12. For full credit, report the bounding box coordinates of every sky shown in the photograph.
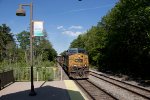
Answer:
[0,0,118,54]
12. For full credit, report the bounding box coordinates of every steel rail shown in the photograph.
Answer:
[75,80,118,100]
[90,71,150,100]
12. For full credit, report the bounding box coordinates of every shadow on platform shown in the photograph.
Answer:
[1,85,85,100]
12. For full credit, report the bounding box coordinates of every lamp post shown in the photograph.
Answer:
[16,2,36,96]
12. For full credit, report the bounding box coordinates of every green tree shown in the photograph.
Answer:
[16,31,30,63]
[16,31,30,50]
[70,34,85,48]
[95,0,150,78]
[0,24,15,62]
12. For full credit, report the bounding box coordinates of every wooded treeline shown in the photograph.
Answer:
[70,0,150,79]
[0,24,57,70]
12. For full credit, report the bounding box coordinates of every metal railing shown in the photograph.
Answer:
[0,70,14,90]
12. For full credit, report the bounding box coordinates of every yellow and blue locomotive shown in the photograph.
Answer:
[58,48,89,79]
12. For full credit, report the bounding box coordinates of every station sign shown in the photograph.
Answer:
[33,21,44,36]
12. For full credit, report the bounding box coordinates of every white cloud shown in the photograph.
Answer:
[57,25,66,31]
[69,25,83,29]
[57,26,64,29]
[57,25,84,36]
[62,31,83,36]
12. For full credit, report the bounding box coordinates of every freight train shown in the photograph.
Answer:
[57,48,89,79]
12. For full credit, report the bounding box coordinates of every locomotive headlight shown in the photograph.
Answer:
[85,64,87,66]
[74,65,77,66]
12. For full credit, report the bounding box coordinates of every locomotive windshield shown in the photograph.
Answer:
[78,49,85,53]
[68,48,86,54]
[69,50,77,53]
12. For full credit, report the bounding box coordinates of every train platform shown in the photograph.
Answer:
[0,80,88,100]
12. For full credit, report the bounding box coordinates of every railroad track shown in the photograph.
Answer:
[75,79,118,100]
[89,70,150,100]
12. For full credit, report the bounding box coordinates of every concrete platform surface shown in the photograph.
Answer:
[0,81,87,100]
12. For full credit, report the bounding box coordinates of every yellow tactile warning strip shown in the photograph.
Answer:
[64,80,88,100]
